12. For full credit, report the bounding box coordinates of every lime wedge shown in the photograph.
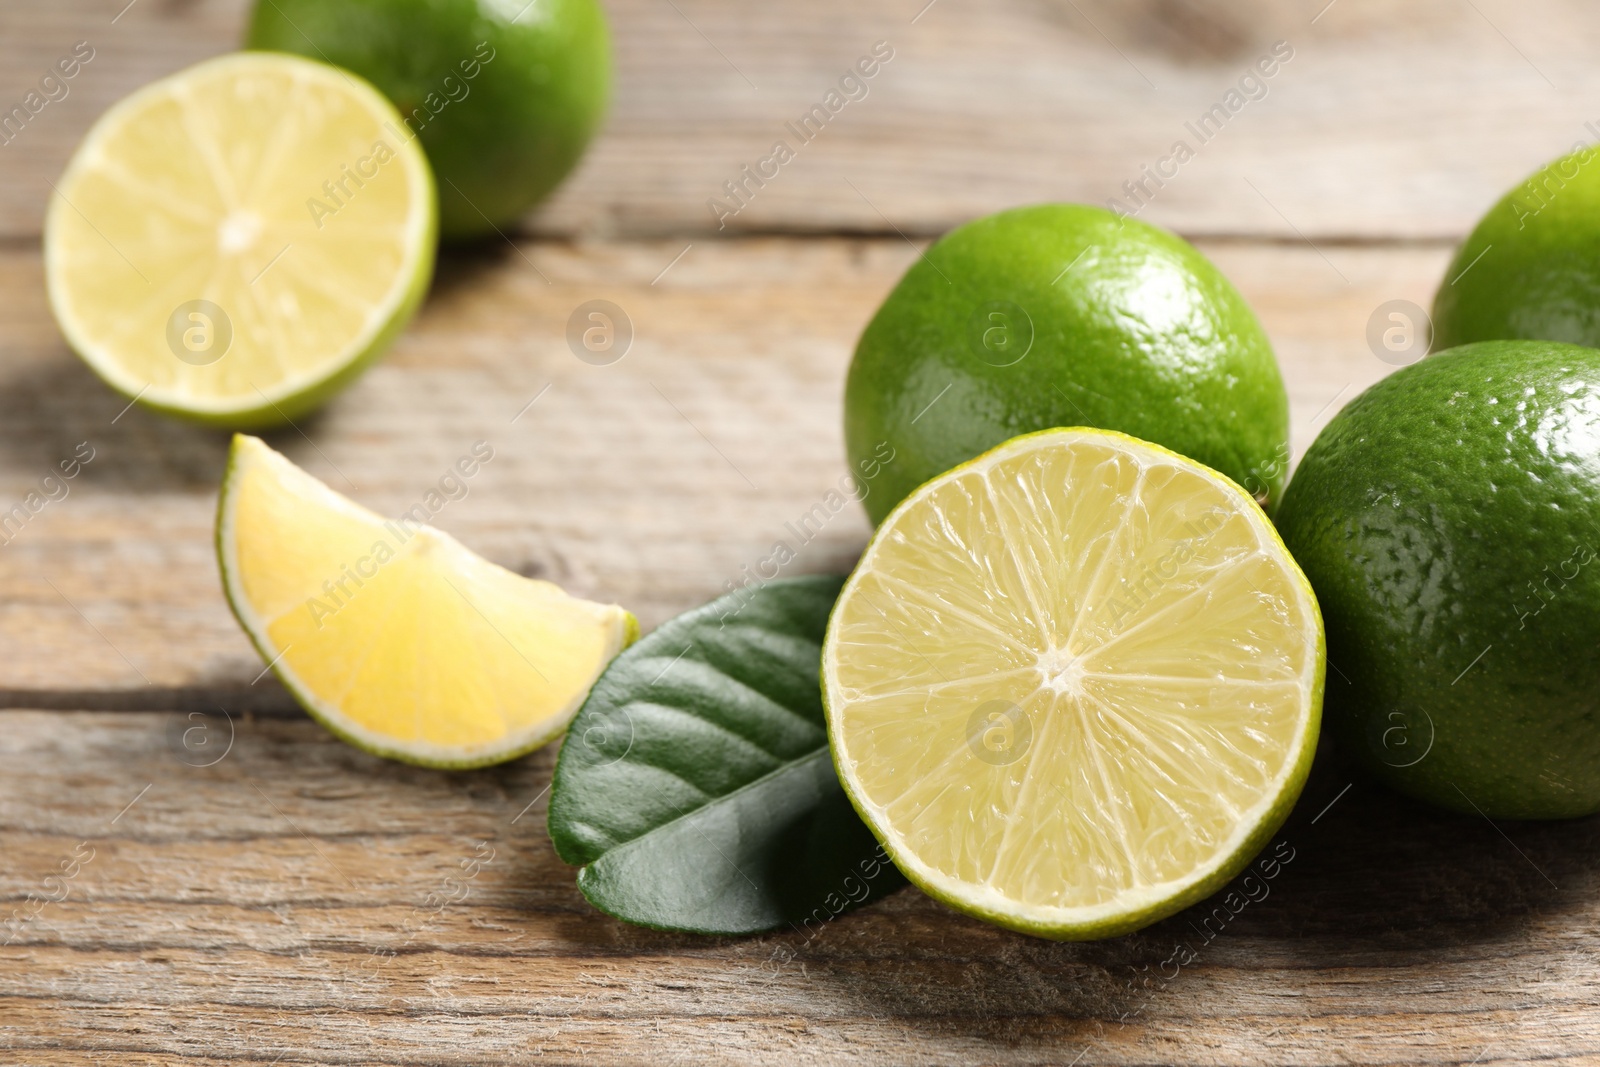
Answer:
[46,53,435,428]
[217,435,636,768]
[822,428,1323,939]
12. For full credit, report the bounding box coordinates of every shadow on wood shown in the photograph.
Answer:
[0,357,227,493]
[766,746,1588,1047]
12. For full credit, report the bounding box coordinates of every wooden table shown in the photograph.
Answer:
[3,1,1598,1063]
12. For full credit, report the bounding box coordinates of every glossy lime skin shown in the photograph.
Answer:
[1434,146,1600,348]
[1276,341,1600,819]
[246,0,610,239]
[844,204,1289,525]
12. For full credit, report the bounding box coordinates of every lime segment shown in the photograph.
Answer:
[217,435,635,768]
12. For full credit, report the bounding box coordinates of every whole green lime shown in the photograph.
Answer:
[1276,340,1600,819]
[1433,145,1600,348]
[844,204,1289,525]
[246,0,610,239]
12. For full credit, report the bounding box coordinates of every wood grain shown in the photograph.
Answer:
[2,0,1600,241]
[3,1,1595,1063]
[0,237,1441,695]
[2,710,1597,1065]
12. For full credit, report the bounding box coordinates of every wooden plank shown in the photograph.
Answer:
[6,2,1597,1064]
[2,709,1596,1065]
[2,0,1599,240]
[0,237,1439,694]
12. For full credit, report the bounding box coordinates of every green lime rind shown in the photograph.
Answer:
[214,434,636,770]
[844,203,1290,525]
[1277,340,1600,819]
[1433,145,1600,350]
[823,426,1325,941]
[245,0,611,239]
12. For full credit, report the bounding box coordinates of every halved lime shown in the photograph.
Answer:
[822,428,1323,940]
[217,435,636,768]
[46,53,435,428]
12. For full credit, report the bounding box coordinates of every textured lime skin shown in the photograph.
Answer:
[1276,341,1600,819]
[246,0,610,239]
[844,204,1289,525]
[1434,147,1600,349]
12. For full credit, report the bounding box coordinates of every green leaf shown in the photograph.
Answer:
[547,575,905,935]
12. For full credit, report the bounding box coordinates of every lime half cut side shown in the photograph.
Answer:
[822,428,1324,940]
[217,435,636,768]
[45,52,435,428]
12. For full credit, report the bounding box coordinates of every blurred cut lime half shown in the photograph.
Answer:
[45,52,435,428]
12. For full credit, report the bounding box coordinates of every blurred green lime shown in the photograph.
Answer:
[844,204,1289,525]
[1433,144,1600,348]
[247,0,610,239]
